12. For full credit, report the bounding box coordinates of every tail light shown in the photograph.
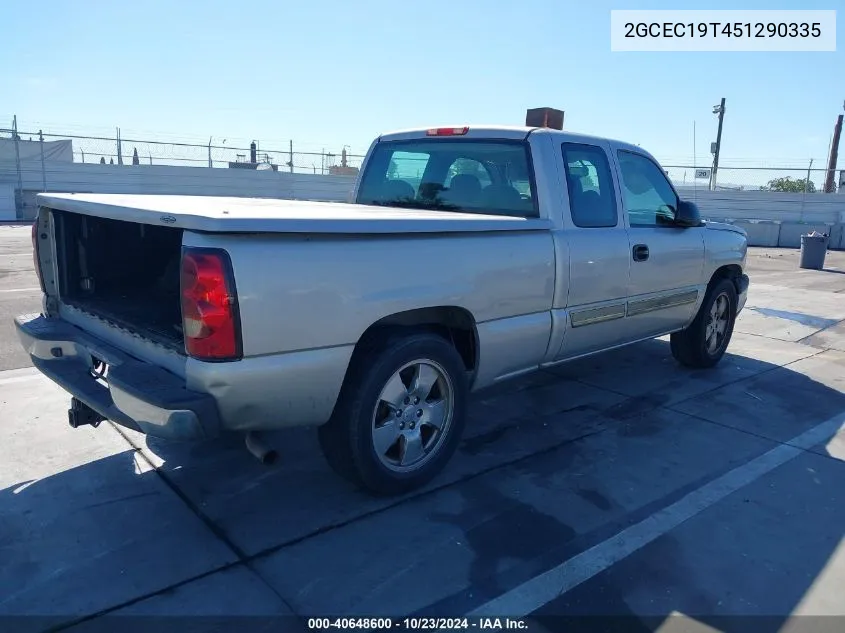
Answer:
[180,248,242,361]
[426,127,469,136]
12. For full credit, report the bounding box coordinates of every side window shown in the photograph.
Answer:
[617,151,679,227]
[562,143,618,228]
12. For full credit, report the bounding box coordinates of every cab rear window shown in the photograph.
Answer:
[356,139,539,218]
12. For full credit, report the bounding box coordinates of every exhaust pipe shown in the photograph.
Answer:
[245,431,278,465]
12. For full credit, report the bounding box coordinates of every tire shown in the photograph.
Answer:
[318,331,468,495]
[670,278,738,369]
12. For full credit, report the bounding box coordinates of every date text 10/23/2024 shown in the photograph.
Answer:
[307,618,528,630]
[610,9,836,52]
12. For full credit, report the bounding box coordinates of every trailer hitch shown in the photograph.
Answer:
[68,397,105,429]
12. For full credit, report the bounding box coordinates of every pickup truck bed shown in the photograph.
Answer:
[37,193,552,233]
[39,194,553,361]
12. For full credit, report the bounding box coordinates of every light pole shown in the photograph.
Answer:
[710,98,726,191]
[822,103,844,193]
[208,138,227,168]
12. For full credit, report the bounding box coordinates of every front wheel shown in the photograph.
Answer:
[670,278,738,369]
[318,332,468,495]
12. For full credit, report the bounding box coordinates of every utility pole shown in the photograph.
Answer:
[12,115,23,194]
[709,98,726,191]
[289,140,294,174]
[12,116,23,218]
[38,130,47,191]
[805,159,813,194]
[800,158,813,221]
[823,113,843,193]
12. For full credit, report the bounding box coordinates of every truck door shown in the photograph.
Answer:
[552,141,632,361]
[613,148,705,339]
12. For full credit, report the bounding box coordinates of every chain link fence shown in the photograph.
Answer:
[1,117,842,220]
[4,125,839,189]
[0,119,369,219]
[665,166,839,193]
[23,131,369,175]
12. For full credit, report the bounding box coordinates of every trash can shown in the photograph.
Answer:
[799,232,829,270]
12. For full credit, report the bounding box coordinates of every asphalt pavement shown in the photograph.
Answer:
[0,225,42,370]
[2,223,845,633]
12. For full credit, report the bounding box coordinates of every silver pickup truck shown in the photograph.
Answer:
[16,124,749,494]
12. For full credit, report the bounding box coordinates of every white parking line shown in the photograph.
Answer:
[0,287,40,294]
[469,411,845,618]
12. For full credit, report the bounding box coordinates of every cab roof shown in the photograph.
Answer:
[377,125,647,157]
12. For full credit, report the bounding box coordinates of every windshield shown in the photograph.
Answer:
[355,139,539,218]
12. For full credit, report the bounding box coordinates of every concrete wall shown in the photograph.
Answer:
[724,220,845,250]
[0,183,15,221]
[677,188,843,224]
[667,188,845,250]
[3,161,844,249]
[0,160,356,219]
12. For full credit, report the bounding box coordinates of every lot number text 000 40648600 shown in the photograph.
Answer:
[306,617,528,630]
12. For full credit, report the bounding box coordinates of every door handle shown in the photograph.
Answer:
[633,244,650,262]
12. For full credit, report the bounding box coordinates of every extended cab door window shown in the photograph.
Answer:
[617,151,679,227]
[561,144,618,228]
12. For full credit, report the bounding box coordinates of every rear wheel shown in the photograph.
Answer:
[670,278,737,369]
[318,332,468,495]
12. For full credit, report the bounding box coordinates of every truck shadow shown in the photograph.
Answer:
[2,338,844,631]
[747,307,838,330]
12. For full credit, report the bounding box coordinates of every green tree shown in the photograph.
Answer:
[762,176,816,193]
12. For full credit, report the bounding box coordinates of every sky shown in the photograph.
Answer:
[2,0,843,181]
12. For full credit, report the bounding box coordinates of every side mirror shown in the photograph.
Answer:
[674,200,703,228]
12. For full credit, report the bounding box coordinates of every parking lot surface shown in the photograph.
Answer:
[2,223,845,632]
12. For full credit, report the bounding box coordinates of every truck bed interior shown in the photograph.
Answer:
[52,210,185,351]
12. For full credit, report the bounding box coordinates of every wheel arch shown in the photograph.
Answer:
[710,264,743,293]
[354,306,479,377]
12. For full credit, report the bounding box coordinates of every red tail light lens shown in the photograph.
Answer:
[180,248,241,361]
[426,127,469,136]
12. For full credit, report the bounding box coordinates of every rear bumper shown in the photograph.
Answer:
[15,313,221,440]
[736,273,750,314]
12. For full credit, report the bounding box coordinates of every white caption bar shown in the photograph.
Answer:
[611,10,836,52]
